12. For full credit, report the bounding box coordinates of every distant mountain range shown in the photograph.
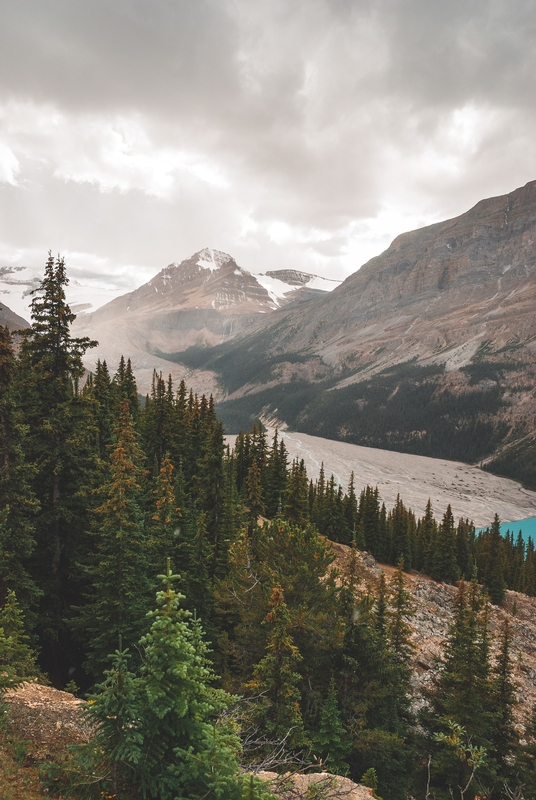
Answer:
[4,182,536,488]
[72,248,340,391]
[0,264,126,323]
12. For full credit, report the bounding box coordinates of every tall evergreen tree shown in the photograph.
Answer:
[246,458,265,528]
[389,495,412,570]
[79,563,243,800]
[342,472,359,546]
[148,456,181,578]
[431,505,459,584]
[16,253,98,683]
[313,676,350,775]
[72,400,150,678]
[0,325,39,619]
[489,618,517,776]
[0,589,42,688]
[246,585,307,754]
[426,578,495,791]
[215,451,244,580]
[114,356,140,420]
[88,359,115,460]
[283,459,309,527]
[263,431,289,518]
[388,559,414,663]
[416,499,436,574]
[480,514,506,605]
[359,485,381,554]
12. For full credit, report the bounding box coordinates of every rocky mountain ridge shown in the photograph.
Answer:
[189,181,536,487]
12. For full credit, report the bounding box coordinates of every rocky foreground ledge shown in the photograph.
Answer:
[2,682,373,799]
[255,771,373,799]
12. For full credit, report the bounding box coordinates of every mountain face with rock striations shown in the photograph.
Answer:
[0,301,28,332]
[182,181,536,488]
[72,248,339,392]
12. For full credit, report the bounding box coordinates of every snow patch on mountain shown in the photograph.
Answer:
[196,248,232,272]
[255,269,341,306]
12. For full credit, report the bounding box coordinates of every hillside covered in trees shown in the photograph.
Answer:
[2,255,536,798]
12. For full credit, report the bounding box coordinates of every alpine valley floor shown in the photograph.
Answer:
[227,429,536,528]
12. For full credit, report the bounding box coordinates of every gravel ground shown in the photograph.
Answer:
[227,429,536,527]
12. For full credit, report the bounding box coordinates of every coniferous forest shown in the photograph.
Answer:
[3,256,536,798]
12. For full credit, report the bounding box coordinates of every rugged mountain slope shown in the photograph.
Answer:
[73,248,339,392]
[0,301,28,331]
[184,181,536,486]
[334,544,536,727]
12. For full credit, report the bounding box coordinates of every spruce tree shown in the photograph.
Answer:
[283,459,309,527]
[388,559,414,663]
[313,677,350,775]
[79,563,243,800]
[88,359,115,460]
[431,505,459,584]
[72,646,142,797]
[342,472,359,545]
[337,573,412,799]
[148,456,181,578]
[196,396,225,543]
[183,511,214,626]
[0,589,41,688]
[245,585,307,754]
[0,325,40,620]
[246,459,265,528]
[426,578,495,790]
[417,498,436,574]
[215,451,244,580]
[114,356,140,420]
[481,514,506,605]
[15,253,98,682]
[359,485,381,554]
[263,430,289,518]
[389,495,412,570]
[72,399,150,678]
[489,618,517,776]
[138,562,242,800]
[456,518,473,580]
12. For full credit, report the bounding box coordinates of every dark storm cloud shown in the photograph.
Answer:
[0,1,240,115]
[0,0,534,285]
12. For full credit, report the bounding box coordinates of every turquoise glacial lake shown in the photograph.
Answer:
[477,516,536,543]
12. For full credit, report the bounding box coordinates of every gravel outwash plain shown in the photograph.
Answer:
[227,429,536,528]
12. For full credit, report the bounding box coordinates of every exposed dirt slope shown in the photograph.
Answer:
[331,542,536,727]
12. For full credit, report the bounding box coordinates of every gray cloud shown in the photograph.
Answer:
[0,0,534,289]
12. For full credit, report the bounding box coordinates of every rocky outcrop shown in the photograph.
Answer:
[255,771,373,799]
[331,544,536,728]
[3,682,92,761]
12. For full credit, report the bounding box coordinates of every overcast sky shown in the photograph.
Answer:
[0,0,535,290]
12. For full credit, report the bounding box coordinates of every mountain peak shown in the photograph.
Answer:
[195,248,235,272]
